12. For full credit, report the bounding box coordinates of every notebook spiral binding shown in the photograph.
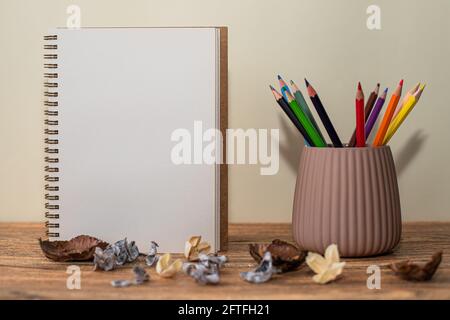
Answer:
[44,34,60,238]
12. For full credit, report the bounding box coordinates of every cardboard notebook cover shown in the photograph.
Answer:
[43,27,228,252]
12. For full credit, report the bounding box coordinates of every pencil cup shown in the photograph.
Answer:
[292,146,401,257]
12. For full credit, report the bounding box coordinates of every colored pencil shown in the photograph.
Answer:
[383,84,426,145]
[284,91,327,147]
[355,82,365,147]
[305,79,343,147]
[269,85,315,146]
[290,80,326,142]
[392,82,420,119]
[365,88,388,138]
[278,75,292,102]
[372,79,404,146]
[348,83,379,147]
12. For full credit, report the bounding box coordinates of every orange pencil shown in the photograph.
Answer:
[372,80,403,146]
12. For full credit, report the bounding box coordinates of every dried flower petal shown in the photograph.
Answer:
[389,251,443,281]
[93,238,140,271]
[183,263,220,285]
[39,235,109,262]
[111,265,149,288]
[156,253,182,278]
[249,239,306,272]
[184,236,201,258]
[126,240,140,262]
[198,253,227,269]
[145,241,159,267]
[111,279,132,288]
[132,265,150,284]
[240,252,274,284]
[94,247,116,271]
[184,236,211,261]
[306,244,345,284]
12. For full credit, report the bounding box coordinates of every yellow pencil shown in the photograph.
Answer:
[383,84,426,145]
[392,82,420,119]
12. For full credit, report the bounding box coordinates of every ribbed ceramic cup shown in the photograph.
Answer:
[292,146,401,257]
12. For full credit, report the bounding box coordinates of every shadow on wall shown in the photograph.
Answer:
[279,123,427,178]
[394,129,428,177]
[278,114,304,174]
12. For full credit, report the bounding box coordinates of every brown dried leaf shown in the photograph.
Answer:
[39,235,109,262]
[389,251,443,281]
[249,239,306,272]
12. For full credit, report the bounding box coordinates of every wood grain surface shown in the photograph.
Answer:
[0,222,449,299]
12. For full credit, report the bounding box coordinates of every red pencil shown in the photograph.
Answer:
[355,82,365,147]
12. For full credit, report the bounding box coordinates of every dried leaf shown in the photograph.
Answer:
[39,235,109,262]
[389,251,443,281]
[184,236,211,261]
[249,239,306,272]
[156,253,182,278]
[241,252,274,284]
[306,244,345,284]
[145,241,159,267]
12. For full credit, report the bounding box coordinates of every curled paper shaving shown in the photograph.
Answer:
[240,252,275,284]
[111,265,150,288]
[389,251,442,281]
[183,253,227,285]
[39,235,109,262]
[145,241,159,267]
[306,244,345,284]
[184,236,211,261]
[249,239,306,272]
[94,238,140,271]
[156,253,183,278]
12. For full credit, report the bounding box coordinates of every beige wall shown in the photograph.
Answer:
[1,0,449,222]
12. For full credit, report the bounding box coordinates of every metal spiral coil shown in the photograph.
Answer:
[44,35,60,238]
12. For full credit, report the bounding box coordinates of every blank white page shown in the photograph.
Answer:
[50,28,218,253]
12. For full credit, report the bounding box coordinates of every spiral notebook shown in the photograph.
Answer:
[43,27,228,253]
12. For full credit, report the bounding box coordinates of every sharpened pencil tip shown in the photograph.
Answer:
[269,85,275,90]
[384,88,388,93]
[290,80,294,85]
[304,78,310,86]
[358,82,362,90]
[277,75,282,80]
[399,79,404,86]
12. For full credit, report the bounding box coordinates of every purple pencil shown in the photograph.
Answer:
[365,88,388,138]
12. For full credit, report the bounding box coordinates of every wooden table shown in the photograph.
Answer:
[0,222,449,299]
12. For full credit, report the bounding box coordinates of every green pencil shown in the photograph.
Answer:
[285,91,327,147]
[290,80,326,142]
